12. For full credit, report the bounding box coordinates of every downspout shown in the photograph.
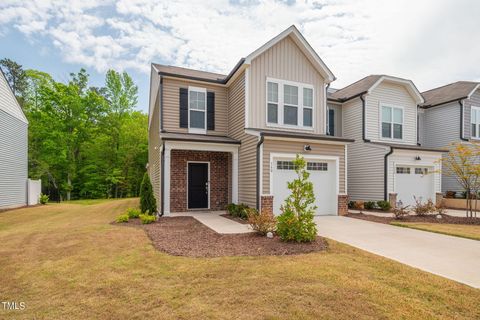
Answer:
[384,147,394,201]
[459,99,468,141]
[160,141,165,216]
[159,75,164,132]
[416,105,421,146]
[360,94,370,142]
[256,134,265,210]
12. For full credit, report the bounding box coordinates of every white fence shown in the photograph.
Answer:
[27,179,41,206]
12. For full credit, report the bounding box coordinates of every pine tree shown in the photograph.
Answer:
[140,172,157,215]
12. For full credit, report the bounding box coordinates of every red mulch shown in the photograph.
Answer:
[118,216,328,257]
[347,212,480,225]
[220,213,249,224]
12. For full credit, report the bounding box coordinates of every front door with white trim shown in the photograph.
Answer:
[271,157,337,216]
[188,162,209,209]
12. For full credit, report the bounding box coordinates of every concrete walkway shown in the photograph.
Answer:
[170,211,252,234]
[350,208,475,218]
[315,216,480,288]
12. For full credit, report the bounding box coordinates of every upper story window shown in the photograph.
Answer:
[188,87,207,134]
[471,106,480,139]
[266,78,314,129]
[381,105,403,140]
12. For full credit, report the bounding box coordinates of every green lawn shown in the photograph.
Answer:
[0,199,479,319]
[391,221,480,241]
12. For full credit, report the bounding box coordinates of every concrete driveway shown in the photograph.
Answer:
[315,216,480,288]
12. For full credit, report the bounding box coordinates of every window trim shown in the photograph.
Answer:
[188,86,207,134]
[471,106,480,140]
[265,77,314,130]
[380,104,404,141]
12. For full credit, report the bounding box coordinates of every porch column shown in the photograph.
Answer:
[164,145,172,215]
[232,149,239,204]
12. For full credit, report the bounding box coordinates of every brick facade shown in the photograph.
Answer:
[170,150,230,212]
[337,194,349,216]
[260,195,274,215]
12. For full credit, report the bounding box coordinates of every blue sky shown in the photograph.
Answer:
[1,0,479,113]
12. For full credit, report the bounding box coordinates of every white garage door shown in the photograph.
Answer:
[271,157,337,216]
[395,166,434,207]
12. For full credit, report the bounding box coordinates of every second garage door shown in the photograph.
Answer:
[271,157,337,216]
[395,166,434,207]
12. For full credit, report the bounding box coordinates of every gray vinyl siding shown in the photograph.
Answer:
[228,71,257,208]
[148,93,161,211]
[327,103,342,136]
[0,110,28,208]
[341,98,386,201]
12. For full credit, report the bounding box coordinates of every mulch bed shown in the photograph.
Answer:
[347,212,480,225]
[118,216,328,257]
[220,213,249,225]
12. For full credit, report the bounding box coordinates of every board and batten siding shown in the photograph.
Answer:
[341,97,386,201]
[248,35,326,134]
[162,78,228,136]
[148,93,161,210]
[0,110,28,208]
[262,139,346,195]
[227,71,257,208]
[366,81,417,145]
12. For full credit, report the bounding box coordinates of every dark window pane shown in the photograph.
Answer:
[190,110,205,129]
[382,122,391,138]
[393,123,402,139]
[284,105,298,125]
[473,123,477,138]
[268,103,278,123]
[303,108,312,127]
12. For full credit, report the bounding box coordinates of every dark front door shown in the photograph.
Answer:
[188,163,209,209]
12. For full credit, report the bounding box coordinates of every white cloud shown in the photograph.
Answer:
[1,0,479,91]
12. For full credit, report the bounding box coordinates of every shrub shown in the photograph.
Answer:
[247,208,277,235]
[393,205,410,220]
[140,172,157,214]
[376,200,391,211]
[364,201,376,210]
[276,155,317,242]
[126,208,141,219]
[226,203,249,220]
[435,204,447,215]
[353,201,364,210]
[139,214,156,224]
[412,197,436,216]
[116,214,129,223]
[348,201,355,209]
[39,193,49,205]
[445,191,456,199]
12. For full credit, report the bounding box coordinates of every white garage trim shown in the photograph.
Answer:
[269,152,340,195]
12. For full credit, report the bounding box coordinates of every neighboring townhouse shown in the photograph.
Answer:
[419,81,480,193]
[148,25,353,216]
[0,68,29,209]
[327,75,445,207]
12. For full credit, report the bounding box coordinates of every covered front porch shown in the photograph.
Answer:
[162,136,240,215]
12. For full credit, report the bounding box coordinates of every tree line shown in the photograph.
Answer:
[1,58,148,201]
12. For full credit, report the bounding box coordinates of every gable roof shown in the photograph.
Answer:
[0,68,28,124]
[329,74,424,104]
[421,81,480,108]
[244,25,335,82]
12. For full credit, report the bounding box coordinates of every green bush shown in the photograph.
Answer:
[226,203,249,220]
[247,208,277,235]
[126,208,141,219]
[276,155,317,242]
[140,172,157,214]
[364,201,376,210]
[116,214,129,223]
[139,214,156,224]
[39,193,49,205]
[348,201,355,209]
[376,200,391,211]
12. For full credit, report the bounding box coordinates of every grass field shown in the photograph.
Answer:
[1,199,479,319]
[391,221,480,241]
